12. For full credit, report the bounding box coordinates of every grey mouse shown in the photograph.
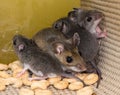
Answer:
[32,27,87,73]
[12,34,86,85]
[52,17,101,88]
[68,8,107,39]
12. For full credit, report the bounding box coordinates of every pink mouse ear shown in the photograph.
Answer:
[18,44,24,51]
[56,43,64,54]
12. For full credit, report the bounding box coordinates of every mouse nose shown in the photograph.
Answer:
[77,64,87,71]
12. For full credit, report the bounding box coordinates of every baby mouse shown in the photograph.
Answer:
[68,8,107,39]
[32,27,87,73]
[52,17,101,88]
[12,34,86,86]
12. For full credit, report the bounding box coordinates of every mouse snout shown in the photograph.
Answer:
[77,64,87,72]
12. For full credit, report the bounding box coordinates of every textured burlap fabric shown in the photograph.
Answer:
[81,0,120,95]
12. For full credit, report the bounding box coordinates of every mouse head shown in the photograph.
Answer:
[52,17,77,38]
[52,33,87,72]
[53,17,70,34]
[68,8,104,35]
[12,34,34,53]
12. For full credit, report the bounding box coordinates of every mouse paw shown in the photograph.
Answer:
[28,78,34,81]
[17,71,25,78]
[28,76,47,81]
[97,32,107,38]
[16,69,27,78]
[96,26,107,38]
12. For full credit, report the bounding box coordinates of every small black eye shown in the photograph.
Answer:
[54,21,63,29]
[86,17,92,22]
[66,56,73,63]
[13,39,16,45]
[54,23,59,29]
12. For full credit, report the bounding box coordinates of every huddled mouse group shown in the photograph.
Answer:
[13,8,107,88]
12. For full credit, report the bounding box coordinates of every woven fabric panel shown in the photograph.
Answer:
[81,0,120,95]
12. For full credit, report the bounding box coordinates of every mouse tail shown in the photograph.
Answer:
[61,73,87,87]
[89,61,102,88]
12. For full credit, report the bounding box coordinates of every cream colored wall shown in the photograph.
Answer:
[0,0,80,64]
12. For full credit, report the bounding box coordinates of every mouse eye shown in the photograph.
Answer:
[86,17,92,22]
[54,23,59,29]
[66,56,73,63]
[54,21,63,29]
[13,39,16,45]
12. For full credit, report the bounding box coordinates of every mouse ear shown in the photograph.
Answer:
[68,10,78,23]
[72,33,80,47]
[65,33,80,47]
[18,44,24,51]
[62,22,68,34]
[53,43,64,54]
[68,11,77,23]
